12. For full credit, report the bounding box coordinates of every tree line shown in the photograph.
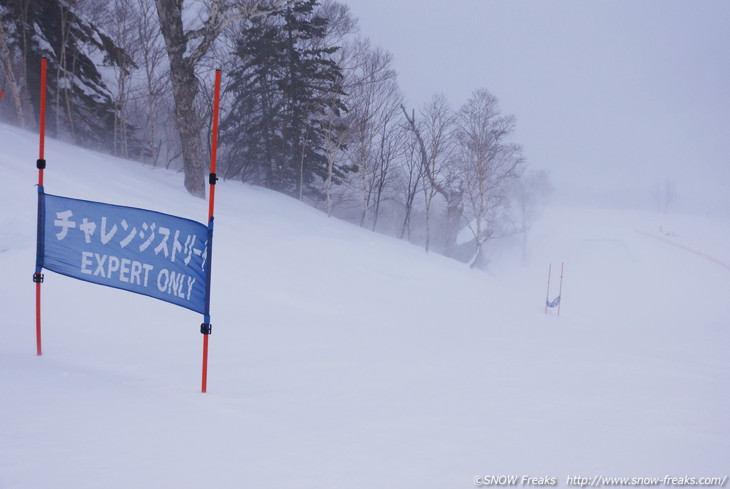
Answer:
[0,0,549,268]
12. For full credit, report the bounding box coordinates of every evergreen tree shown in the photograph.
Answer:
[222,18,286,189]
[0,0,135,152]
[221,0,349,200]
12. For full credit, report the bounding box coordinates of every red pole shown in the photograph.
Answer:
[0,89,5,102]
[39,59,46,186]
[35,282,42,356]
[201,69,221,393]
[544,263,552,314]
[201,334,210,392]
[36,58,47,356]
[207,69,221,221]
[557,262,564,317]
[35,282,43,356]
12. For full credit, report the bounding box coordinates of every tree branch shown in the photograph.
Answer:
[187,0,306,66]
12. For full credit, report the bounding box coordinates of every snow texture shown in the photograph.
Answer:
[0,122,728,487]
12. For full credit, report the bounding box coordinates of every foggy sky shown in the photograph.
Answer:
[343,0,730,214]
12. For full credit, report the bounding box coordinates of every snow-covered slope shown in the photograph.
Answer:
[1,123,728,488]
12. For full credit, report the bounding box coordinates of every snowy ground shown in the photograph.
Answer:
[1,123,728,488]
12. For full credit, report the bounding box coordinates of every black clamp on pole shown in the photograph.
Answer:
[36,159,46,170]
[200,323,212,335]
[33,272,44,283]
[209,172,218,185]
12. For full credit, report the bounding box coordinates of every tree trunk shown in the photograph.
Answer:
[156,0,304,197]
[156,0,206,197]
[468,237,484,269]
[443,195,464,256]
[398,152,420,240]
[65,49,78,142]
[171,60,206,197]
[424,196,432,253]
[399,197,413,240]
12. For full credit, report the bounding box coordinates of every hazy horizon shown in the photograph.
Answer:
[343,0,730,215]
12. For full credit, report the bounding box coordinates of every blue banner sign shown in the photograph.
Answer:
[37,192,210,314]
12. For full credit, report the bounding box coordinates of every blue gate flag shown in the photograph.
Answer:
[37,191,210,314]
[546,295,561,308]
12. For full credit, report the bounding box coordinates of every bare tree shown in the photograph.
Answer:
[418,94,455,252]
[316,0,358,216]
[401,94,461,254]
[343,38,401,228]
[396,131,423,240]
[134,0,168,165]
[96,0,138,158]
[55,2,75,141]
[456,89,523,268]
[322,99,351,216]
[155,0,303,197]
[316,0,356,43]
[11,0,36,127]
[369,116,405,231]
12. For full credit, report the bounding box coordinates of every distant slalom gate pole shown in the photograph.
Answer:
[544,263,552,315]
[201,69,221,393]
[558,262,563,316]
[34,58,47,356]
[545,262,564,316]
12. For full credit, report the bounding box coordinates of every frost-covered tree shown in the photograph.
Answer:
[0,16,26,126]
[456,88,523,268]
[133,0,169,166]
[0,0,35,128]
[0,0,133,150]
